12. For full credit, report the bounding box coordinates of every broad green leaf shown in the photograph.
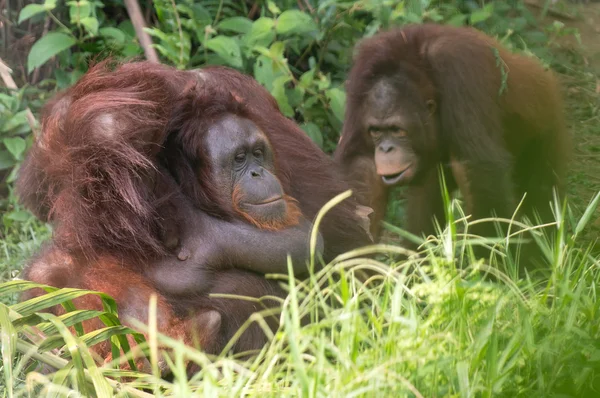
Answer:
[301,122,323,149]
[286,86,304,108]
[68,0,91,23]
[0,93,15,108]
[205,36,243,68]
[304,95,319,108]
[317,74,331,90]
[267,1,281,16]
[269,41,286,63]
[99,27,126,44]
[326,87,346,122]
[3,136,26,160]
[1,110,28,133]
[218,17,252,34]
[80,16,99,35]
[189,3,211,26]
[470,4,493,25]
[0,150,14,170]
[27,32,76,73]
[276,10,317,35]
[447,14,468,27]
[271,75,293,117]
[118,20,136,37]
[5,210,31,222]
[299,69,315,88]
[18,4,46,24]
[254,55,276,91]
[245,17,275,48]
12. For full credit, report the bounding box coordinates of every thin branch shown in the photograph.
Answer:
[248,2,259,19]
[0,57,39,137]
[123,0,159,63]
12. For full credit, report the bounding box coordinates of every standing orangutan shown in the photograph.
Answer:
[335,24,570,261]
[17,61,372,366]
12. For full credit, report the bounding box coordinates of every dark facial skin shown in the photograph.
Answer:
[206,115,288,224]
[365,79,435,186]
[146,115,324,297]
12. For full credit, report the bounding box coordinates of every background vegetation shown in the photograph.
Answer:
[0,0,599,396]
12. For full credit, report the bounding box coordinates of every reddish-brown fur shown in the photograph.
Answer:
[17,61,190,262]
[160,79,304,231]
[18,60,372,365]
[184,67,372,259]
[232,184,302,231]
[21,244,284,366]
[336,24,570,247]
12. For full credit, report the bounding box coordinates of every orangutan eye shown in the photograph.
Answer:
[253,149,263,159]
[234,153,246,164]
[369,130,383,141]
[392,130,407,138]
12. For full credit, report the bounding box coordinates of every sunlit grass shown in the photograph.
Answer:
[1,190,599,397]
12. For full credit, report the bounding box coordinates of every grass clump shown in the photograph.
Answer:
[1,194,599,397]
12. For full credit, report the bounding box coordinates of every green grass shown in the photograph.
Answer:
[1,192,600,397]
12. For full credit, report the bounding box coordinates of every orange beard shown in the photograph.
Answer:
[232,184,301,231]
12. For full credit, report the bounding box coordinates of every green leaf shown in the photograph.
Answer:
[447,14,467,27]
[0,93,16,109]
[27,32,76,73]
[99,27,126,44]
[276,10,317,35]
[286,86,304,108]
[5,210,32,222]
[0,150,15,170]
[254,55,276,91]
[301,122,323,149]
[245,18,275,48]
[218,17,252,34]
[267,1,281,16]
[68,0,91,23]
[205,36,243,68]
[299,69,315,88]
[470,4,493,25]
[317,74,330,90]
[18,4,47,24]
[80,16,99,35]
[3,137,26,160]
[326,88,346,122]
[1,110,29,133]
[269,41,286,62]
[271,75,293,117]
